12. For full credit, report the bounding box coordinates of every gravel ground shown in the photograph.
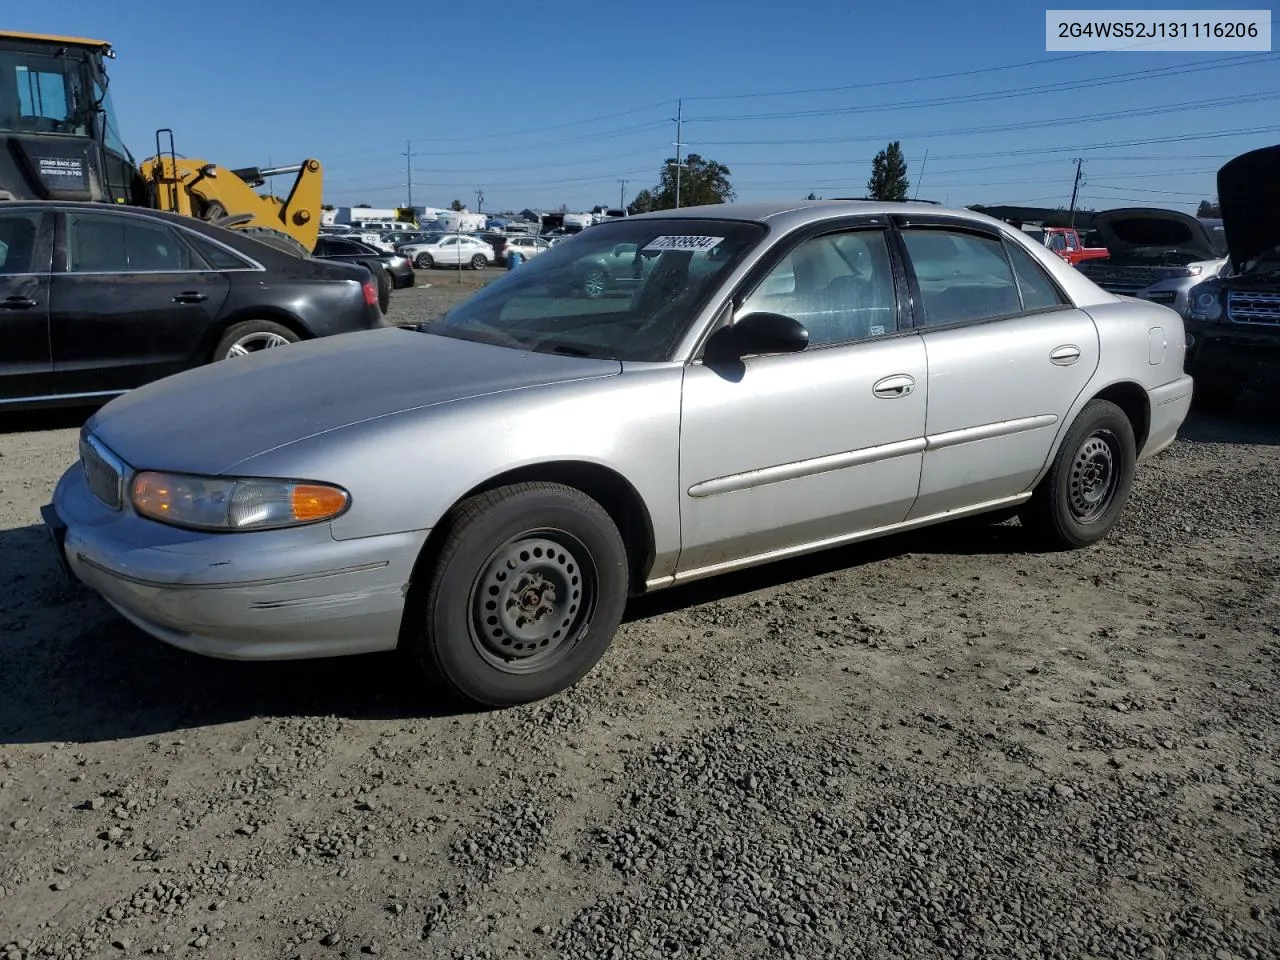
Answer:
[0,344,1277,958]
[385,269,500,328]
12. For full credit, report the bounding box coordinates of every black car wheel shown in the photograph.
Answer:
[415,253,434,269]
[214,319,300,360]
[470,254,488,271]
[1021,399,1136,550]
[403,482,628,708]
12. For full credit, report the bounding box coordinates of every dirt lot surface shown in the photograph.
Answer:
[385,269,499,328]
[1,317,1277,958]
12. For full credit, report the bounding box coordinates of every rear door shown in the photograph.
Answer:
[0,207,54,405]
[892,217,1099,519]
[48,209,232,394]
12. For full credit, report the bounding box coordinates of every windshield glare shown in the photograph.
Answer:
[425,219,766,361]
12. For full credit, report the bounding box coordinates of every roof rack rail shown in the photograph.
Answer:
[826,197,941,204]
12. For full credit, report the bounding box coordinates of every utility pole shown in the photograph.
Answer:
[402,140,417,210]
[672,99,685,208]
[913,149,929,200]
[1068,157,1084,227]
[617,178,629,211]
[475,189,484,213]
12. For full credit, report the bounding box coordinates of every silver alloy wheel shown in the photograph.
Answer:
[582,268,607,298]
[225,332,291,359]
[467,531,596,675]
[1067,429,1119,523]
[415,253,433,268]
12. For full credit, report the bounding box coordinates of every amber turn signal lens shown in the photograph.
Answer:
[291,484,349,521]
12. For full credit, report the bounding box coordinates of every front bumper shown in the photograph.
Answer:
[1185,323,1280,395]
[46,461,429,661]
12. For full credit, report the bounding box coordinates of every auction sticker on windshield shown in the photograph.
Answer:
[642,235,725,252]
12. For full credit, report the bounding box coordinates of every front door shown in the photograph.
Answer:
[677,225,928,578]
[894,222,1100,519]
[0,207,54,405]
[49,209,231,394]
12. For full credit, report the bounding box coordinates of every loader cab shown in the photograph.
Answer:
[0,31,142,205]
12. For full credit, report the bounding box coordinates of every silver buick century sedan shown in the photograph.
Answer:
[44,200,1194,707]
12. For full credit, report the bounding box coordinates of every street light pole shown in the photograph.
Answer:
[617,178,629,211]
[402,139,417,211]
[672,99,684,208]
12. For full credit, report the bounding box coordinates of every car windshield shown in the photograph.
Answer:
[423,218,767,362]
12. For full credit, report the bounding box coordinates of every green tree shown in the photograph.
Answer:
[1197,199,1221,218]
[627,189,657,216]
[450,199,465,211]
[356,203,372,208]
[806,191,821,200]
[866,141,910,200]
[651,153,734,209]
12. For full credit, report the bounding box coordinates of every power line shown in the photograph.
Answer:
[690,90,1280,147]
[687,53,1275,123]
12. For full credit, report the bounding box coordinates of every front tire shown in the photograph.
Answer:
[404,482,629,708]
[1021,399,1136,550]
[470,254,488,271]
[415,253,434,269]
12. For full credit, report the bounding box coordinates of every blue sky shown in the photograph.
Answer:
[10,0,1278,214]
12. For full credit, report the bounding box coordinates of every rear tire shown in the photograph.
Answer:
[213,319,300,360]
[1020,399,1136,550]
[403,482,628,708]
[580,265,608,299]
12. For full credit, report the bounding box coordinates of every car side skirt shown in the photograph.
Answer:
[643,491,1031,591]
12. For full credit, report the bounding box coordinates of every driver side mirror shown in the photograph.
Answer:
[702,311,809,364]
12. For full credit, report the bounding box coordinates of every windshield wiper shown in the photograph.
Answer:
[538,341,599,358]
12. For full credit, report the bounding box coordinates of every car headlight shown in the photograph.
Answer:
[1185,282,1223,322]
[1154,265,1202,280]
[130,472,350,531]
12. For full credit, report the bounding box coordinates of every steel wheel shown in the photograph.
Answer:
[582,267,607,299]
[225,331,291,358]
[467,530,597,675]
[1067,429,1120,523]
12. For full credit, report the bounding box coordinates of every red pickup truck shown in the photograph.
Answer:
[1021,225,1110,266]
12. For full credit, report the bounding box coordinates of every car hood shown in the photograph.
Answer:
[86,328,622,476]
[1217,143,1280,273]
[1090,208,1223,262]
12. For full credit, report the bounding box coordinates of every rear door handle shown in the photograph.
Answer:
[172,291,208,304]
[872,374,916,398]
[1050,344,1081,365]
[1,296,37,310]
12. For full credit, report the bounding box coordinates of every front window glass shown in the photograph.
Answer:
[426,218,767,361]
[0,50,89,135]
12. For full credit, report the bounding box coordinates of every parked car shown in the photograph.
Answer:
[314,235,415,291]
[1076,208,1230,319]
[396,233,495,269]
[504,235,553,260]
[43,200,1191,709]
[1183,143,1280,412]
[368,230,437,253]
[0,201,385,412]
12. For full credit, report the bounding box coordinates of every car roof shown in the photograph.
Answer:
[627,199,1006,233]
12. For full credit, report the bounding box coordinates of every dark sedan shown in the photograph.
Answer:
[1,201,386,412]
[313,235,415,290]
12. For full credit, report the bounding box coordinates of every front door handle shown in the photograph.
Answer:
[1,296,37,310]
[872,374,916,398]
[1050,344,1081,365]
[172,291,208,304]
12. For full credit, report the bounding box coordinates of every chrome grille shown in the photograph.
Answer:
[80,433,124,509]
[1227,289,1280,326]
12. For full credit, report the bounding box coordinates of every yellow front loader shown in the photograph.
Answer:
[0,31,324,254]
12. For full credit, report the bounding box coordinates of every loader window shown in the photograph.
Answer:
[66,213,193,273]
[0,52,89,135]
